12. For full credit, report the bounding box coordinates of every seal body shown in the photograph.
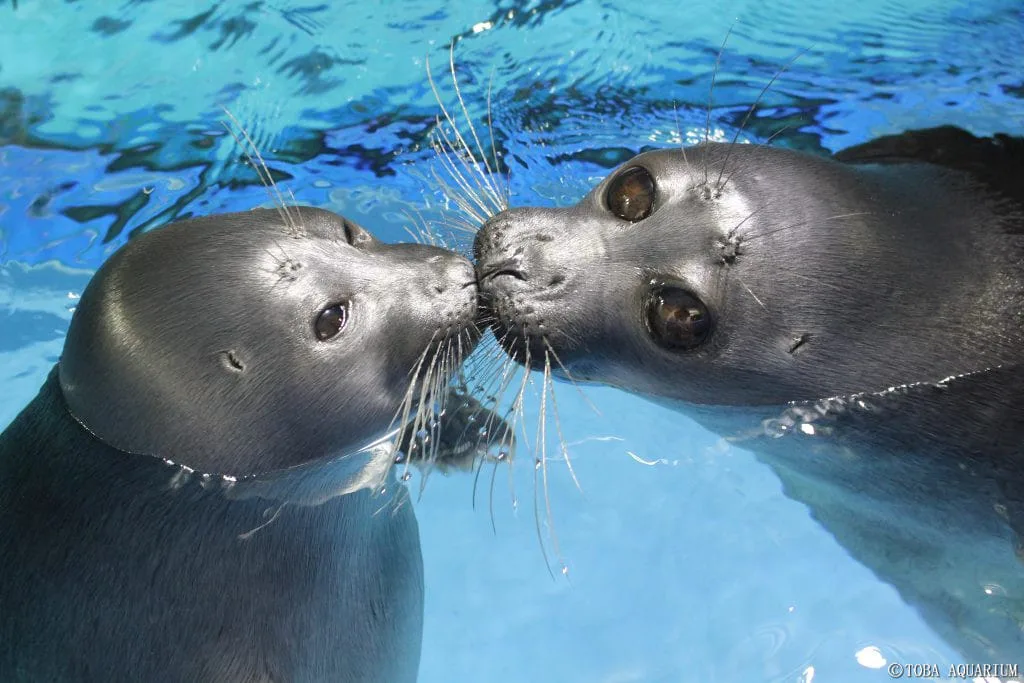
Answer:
[473,127,1024,663]
[0,206,480,681]
[0,371,424,682]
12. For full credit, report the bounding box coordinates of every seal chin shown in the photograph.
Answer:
[475,269,561,370]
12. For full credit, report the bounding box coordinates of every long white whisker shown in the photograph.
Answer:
[220,106,302,236]
[713,46,814,194]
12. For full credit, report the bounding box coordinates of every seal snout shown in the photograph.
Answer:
[476,256,526,284]
[473,208,568,294]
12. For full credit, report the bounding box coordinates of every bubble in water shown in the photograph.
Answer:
[982,582,1007,597]
[762,418,790,438]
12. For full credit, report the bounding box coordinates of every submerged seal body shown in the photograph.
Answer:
[0,206,479,682]
[473,126,1024,662]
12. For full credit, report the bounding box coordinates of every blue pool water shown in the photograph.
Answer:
[2,0,1023,680]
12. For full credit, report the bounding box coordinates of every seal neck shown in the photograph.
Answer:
[43,365,401,507]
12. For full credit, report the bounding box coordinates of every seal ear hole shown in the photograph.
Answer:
[315,302,350,341]
[606,166,656,223]
[645,286,712,351]
[548,274,565,287]
[220,350,245,373]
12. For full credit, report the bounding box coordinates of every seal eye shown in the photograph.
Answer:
[646,287,711,350]
[606,166,655,223]
[315,303,349,341]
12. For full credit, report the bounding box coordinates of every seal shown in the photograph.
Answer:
[472,126,1024,663]
[0,205,483,682]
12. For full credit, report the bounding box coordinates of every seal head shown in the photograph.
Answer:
[472,127,1024,664]
[60,205,479,476]
[474,133,1023,408]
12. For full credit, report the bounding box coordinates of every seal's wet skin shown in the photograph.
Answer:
[473,126,1024,662]
[0,205,487,682]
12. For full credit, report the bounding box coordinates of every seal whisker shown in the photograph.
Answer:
[401,225,424,245]
[540,354,584,577]
[485,66,511,211]
[444,42,506,216]
[428,132,489,219]
[716,124,792,194]
[389,332,442,480]
[741,211,871,243]
[541,337,602,417]
[535,352,556,579]
[514,342,553,580]
[541,340,584,495]
[429,126,495,224]
[403,163,485,236]
[672,103,694,176]
[713,46,813,196]
[424,48,504,221]
[219,107,302,237]
[785,271,850,292]
[738,278,768,311]
[703,24,734,189]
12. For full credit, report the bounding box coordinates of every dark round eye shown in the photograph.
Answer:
[315,303,349,341]
[606,166,655,222]
[646,287,711,350]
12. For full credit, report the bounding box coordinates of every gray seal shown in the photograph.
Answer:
[0,205,480,682]
[473,126,1024,663]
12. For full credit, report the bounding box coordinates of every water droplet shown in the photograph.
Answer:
[762,419,789,438]
[982,582,1007,596]
[401,472,412,482]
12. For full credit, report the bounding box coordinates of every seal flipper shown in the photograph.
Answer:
[399,388,515,474]
[833,125,1024,210]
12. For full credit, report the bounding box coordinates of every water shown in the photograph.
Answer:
[1,0,1022,680]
